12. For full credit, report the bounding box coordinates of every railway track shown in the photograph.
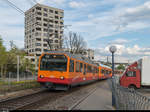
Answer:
[0,89,69,110]
[0,85,86,110]
[0,80,106,110]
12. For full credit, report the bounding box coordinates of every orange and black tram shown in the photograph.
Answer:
[37,51,112,90]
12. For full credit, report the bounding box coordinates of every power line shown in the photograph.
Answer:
[3,0,24,14]
[32,0,37,4]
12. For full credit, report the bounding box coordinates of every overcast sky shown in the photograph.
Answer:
[0,0,150,63]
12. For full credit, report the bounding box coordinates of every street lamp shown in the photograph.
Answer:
[109,45,117,107]
[109,46,117,77]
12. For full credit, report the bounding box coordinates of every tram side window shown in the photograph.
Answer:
[87,65,90,73]
[93,67,95,74]
[101,69,104,74]
[106,70,108,75]
[91,66,93,74]
[83,64,86,75]
[104,70,107,75]
[89,65,92,73]
[76,62,80,72]
[69,60,74,72]
[80,63,83,73]
[96,68,98,73]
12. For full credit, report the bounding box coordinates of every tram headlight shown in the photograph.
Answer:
[40,75,44,78]
[60,76,65,80]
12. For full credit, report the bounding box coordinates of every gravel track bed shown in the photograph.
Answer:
[38,80,106,110]
[0,80,107,110]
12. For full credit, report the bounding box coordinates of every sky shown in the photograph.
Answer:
[0,0,150,63]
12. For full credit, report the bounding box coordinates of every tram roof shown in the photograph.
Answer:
[99,63,111,69]
[44,51,97,66]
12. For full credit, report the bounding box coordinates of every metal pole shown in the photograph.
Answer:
[17,55,19,82]
[112,53,114,76]
[112,52,116,107]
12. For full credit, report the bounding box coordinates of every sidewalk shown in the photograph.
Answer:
[74,80,115,110]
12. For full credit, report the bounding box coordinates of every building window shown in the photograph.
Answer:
[43,28,48,32]
[49,39,53,43]
[35,48,41,52]
[55,34,59,38]
[55,11,58,14]
[32,9,35,12]
[44,49,47,52]
[35,32,41,36]
[43,44,47,47]
[37,12,42,15]
[60,22,63,25]
[43,39,47,42]
[36,43,41,46]
[55,16,59,19]
[36,54,41,56]
[36,27,41,31]
[60,17,63,20]
[55,40,58,43]
[60,12,64,16]
[49,25,53,27]
[31,59,35,62]
[55,21,58,24]
[43,33,48,37]
[49,29,53,33]
[49,20,53,23]
[36,17,41,21]
[49,9,53,13]
[43,18,48,22]
[36,7,41,10]
[43,23,47,27]
[36,38,41,41]
[43,13,48,17]
[36,22,42,26]
[69,60,74,72]
[44,8,48,12]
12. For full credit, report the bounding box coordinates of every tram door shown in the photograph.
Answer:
[83,64,87,80]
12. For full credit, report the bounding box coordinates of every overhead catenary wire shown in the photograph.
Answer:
[3,0,24,14]
[32,0,37,4]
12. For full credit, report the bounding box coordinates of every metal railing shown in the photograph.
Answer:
[108,76,150,110]
[0,72,40,95]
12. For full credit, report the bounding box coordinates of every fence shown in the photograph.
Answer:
[108,76,150,110]
[0,72,40,95]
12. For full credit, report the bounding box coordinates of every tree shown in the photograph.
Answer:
[0,37,7,77]
[117,64,125,70]
[63,31,87,54]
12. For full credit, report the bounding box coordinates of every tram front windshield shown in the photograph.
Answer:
[40,54,67,72]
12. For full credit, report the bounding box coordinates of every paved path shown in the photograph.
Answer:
[74,80,115,110]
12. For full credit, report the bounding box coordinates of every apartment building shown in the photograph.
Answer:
[24,3,64,70]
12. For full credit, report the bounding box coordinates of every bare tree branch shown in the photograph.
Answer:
[63,31,87,54]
